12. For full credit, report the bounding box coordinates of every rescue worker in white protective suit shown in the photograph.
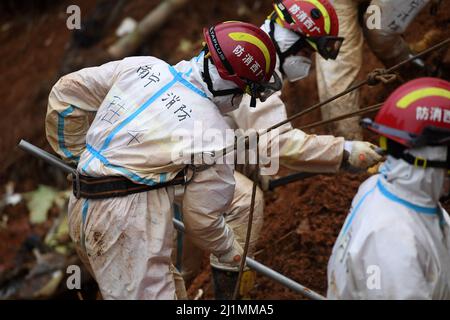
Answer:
[328,77,450,299]
[177,0,383,299]
[45,21,283,300]
[316,0,434,140]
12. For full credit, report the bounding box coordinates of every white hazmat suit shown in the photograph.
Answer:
[328,145,450,299]
[46,55,244,299]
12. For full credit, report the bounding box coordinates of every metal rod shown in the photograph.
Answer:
[18,140,326,300]
[269,172,319,190]
[173,218,326,300]
[245,258,325,301]
[18,140,76,175]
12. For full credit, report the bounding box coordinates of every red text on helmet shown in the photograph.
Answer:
[232,45,264,78]
[289,3,321,34]
[416,107,450,124]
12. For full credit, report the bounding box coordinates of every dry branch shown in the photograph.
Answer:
[108,0,189,59]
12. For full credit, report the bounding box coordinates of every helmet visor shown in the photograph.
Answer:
[308,36,344,60]
[361,118,450,147]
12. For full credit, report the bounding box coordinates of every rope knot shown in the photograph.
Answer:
[367,68,397,86]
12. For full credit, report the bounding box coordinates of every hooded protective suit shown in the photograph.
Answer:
[327,146,450,299]
[176,19,350,283]
[316,0,429,140]
[46,54,242,299]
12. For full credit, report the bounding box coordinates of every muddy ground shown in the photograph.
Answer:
[0,0,449,299]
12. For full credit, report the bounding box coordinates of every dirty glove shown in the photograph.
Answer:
[217,239,244,267]
[343,141,383,170]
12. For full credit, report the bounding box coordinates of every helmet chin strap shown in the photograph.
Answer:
[201,48,259,108]
[250,95,257,108]
[201,50,243,98]
[268,17,306,76]
[382,137,450,171]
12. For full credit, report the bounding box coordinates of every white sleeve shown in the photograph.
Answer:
[228,91,345,173]
[45,60,121,163]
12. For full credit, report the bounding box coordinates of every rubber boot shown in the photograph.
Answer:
[211,267,239,300]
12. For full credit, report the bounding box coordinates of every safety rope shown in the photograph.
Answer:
[226,37,449,299]
[232,132,260,300]
[264,37,450,134]
[299,103,383,131]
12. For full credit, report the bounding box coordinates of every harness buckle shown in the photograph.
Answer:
[414,157,428,168]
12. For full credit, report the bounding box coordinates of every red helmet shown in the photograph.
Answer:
[203,21,281,104]
[362,78,450,148]
[272,0,343,60]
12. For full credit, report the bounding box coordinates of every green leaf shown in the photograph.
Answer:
[25,185,59,225]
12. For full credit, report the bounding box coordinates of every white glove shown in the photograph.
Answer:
[217,240,244,267]
[344,141,383,170]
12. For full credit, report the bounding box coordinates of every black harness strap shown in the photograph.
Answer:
[399,152,449,170]
[202,54,243,97]
[73,170,188,200]
[385,138,450,170]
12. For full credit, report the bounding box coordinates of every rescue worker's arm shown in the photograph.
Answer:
[228,92,345,173]
[229,92,382,172]
[182,164,238,258]
[46,60,120,163]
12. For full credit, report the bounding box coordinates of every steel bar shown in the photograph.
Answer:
[269,172,319,190]
[18,140,76,175]
[173,218,326,300]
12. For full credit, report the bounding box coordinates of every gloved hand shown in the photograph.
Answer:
[217,240,244,267]
[343,141,383,170]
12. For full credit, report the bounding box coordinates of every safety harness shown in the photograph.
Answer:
[72,166,195,200]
